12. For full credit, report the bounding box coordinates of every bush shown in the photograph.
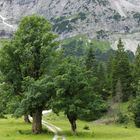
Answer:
[117,112,129,124]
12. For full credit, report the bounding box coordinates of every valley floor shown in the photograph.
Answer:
[1,114,140,140]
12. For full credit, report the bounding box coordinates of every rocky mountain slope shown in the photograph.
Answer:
[0,0,140,52]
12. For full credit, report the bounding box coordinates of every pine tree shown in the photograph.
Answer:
[132,46,140,127]
[106,54,115,97]
[96,62,108,100]
[133,45,140,95]
[85,47,97,73]
[85,47,108,99]
[133,81,140,128]
[112,39,132,101]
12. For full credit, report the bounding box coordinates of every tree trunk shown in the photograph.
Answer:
[67,114,77,135]
[32,109,42,134]
[24,115,31,123]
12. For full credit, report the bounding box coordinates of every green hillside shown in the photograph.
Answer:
[62,35,111,56]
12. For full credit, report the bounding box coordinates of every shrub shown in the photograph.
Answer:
[117,112,129,124]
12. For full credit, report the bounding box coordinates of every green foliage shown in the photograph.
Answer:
[132,95,140,128]
[111,39,132,101]
[85,47,97,71]
[15,76,55,116]
[132,81,140,128]
[62,38,85,56]
[0,15,60,133]
[133,45,140,95]
[117,112,129,124]
[52,56,106,128]
[85,47,109,100]
[62,35,111,57]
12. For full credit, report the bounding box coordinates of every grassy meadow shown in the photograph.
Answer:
[1,113,140,140]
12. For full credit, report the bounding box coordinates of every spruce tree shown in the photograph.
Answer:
[133,45,140,95]
[132,45,140,127]
[112,39,132,101]
[85,47,98,91]
[85,47,97,73]
[96,62,108,100]
[85,47,108,99]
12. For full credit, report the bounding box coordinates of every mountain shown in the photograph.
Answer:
[0,0,140,52]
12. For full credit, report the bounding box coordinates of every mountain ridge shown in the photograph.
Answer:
[0,0,140,52]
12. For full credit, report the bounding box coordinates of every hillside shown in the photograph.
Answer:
[0,0,140,51]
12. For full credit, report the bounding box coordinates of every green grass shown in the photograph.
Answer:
[1,114,140,140]
[0,117,53,140]
[44,113,140,140]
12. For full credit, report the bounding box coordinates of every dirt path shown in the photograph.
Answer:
[42,110,66,140]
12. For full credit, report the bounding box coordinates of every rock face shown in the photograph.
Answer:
[0,0,140,52]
